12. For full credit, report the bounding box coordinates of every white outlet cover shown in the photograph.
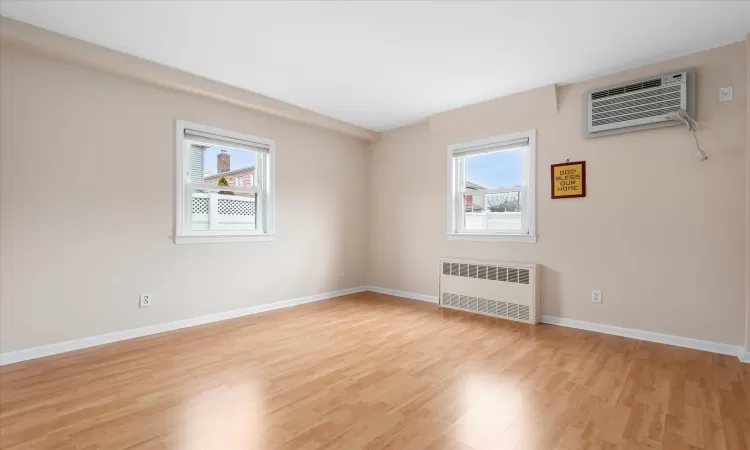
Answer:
[139,293,153,308]
[591,290,602,304]
[719,86,733,102]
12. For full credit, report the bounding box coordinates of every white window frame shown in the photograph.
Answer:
[446,129,536,243]
[174,120,276,244]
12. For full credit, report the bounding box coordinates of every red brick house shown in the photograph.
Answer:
[203,150,255,187]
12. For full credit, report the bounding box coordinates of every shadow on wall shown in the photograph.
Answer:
[540,266,562,317]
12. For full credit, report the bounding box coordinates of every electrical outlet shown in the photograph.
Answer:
[139,293,153,308]
[339,269,345,278]
[591,290,602,304]
[719,86,733,102]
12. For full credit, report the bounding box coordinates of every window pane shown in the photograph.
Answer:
[189,186,257,232]
[463,192,523,232]
[464,148,524,190]
[192,145,258,188]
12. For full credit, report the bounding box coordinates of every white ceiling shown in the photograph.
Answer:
[2,1,749,132]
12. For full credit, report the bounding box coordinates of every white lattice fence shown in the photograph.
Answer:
[191,193,256,231]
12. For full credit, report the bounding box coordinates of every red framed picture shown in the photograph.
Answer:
[551,161,586,199]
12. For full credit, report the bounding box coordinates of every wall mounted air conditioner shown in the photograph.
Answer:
[439,259,539,324]
[585,71,693,138]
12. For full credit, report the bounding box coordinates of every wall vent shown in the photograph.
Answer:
[586,71,688,136]
[441,261,530,285]
[441,292,531,322]
[439,259,539,324]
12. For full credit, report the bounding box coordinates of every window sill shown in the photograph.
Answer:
[174,234,276,244]
[446,233,537,243]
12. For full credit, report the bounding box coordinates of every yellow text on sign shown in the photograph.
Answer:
[553,163,584,197]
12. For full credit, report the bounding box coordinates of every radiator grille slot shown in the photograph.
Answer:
[508,303,519,319]
[442,262,531,285]
[487,299,498,315]
[518,269,529,284]
[441,292,530,323]
[518,305,530,321]
[508,268,519,283]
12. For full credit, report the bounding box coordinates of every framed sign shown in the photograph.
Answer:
[551,161,586,199]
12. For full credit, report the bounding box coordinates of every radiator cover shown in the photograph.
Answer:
[439,259,539,324]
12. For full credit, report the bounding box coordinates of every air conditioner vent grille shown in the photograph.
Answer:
[592,86,682,110]
[592,106,679,127]
[441,291,530,323]
[590,84,683,127]
[587,72,687,135]
[591,77,662,100]
[592,98,682,120]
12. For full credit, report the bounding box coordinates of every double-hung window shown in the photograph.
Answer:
[175,120,275,244]
[447,130,536,243]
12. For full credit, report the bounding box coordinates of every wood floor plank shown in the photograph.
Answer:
[1,292,749,449]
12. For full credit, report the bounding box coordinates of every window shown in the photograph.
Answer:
[447,130,536,243]
[174,120,275,244]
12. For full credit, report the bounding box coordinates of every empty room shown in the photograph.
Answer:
[1,1,750,449]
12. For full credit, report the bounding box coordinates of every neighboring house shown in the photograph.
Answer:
[203,150,255,187]
[465,181,485,211]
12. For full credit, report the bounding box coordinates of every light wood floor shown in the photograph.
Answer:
[1,292,749,449]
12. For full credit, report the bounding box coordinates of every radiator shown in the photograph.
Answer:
[439,259,539,324]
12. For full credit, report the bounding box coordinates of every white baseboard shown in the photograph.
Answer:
[364,286,438,303]
[4,286,747,366]
[540,315,746,360]
[0,286,366,366]
[364,287,748,363]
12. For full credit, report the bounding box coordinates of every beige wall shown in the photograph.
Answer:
[746,34,750,350]
[369,43,747,346]
[2,31,747,354]
[0,43,370,352]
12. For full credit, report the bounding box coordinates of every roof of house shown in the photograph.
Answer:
[204,166,255,180]
[465,181,486,190]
